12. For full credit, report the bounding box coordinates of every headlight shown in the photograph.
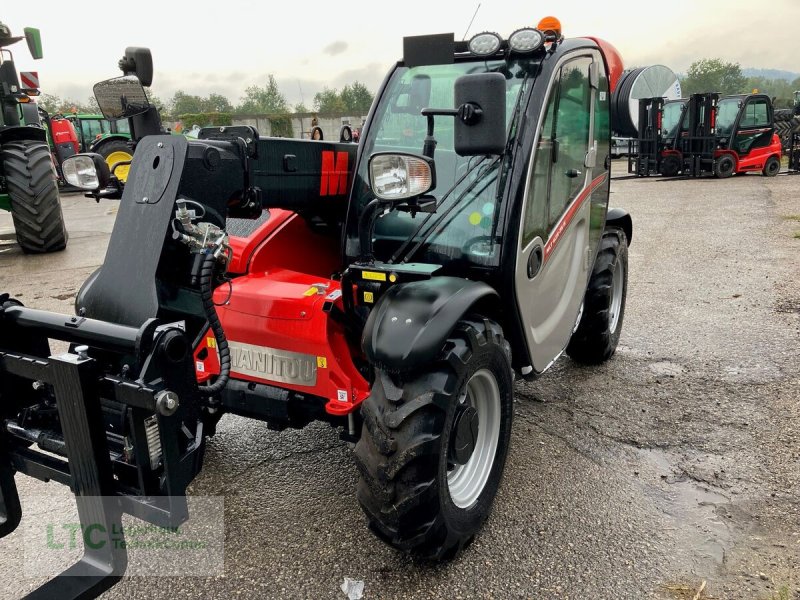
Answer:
[62,154,109,190]
[508,28,544,53]
[468,32,502,56]
[369,153,435,201]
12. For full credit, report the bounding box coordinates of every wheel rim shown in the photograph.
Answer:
[105,150,132,182]
[447,368,501,509]
[609,256,624,334]
[720,159,733,176]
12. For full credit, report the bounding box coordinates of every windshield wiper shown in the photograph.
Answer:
[389,155,501,265]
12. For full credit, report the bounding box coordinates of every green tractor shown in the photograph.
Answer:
[65,113,133,181]
[0,21,67,253]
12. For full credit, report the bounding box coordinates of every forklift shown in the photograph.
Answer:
[681,92,782,178]
[628,96,686,177]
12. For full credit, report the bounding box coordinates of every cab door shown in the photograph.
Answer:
[732,95,773,156]
[514,53,601,373]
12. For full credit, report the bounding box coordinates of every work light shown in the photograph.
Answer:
[369,153,434,201]
[508,28,544,53]
[468,32,502,56]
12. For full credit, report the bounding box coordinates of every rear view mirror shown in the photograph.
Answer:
[120,47,153,88]
[93,75,151,119]
[454,73,506,156]
[23,27,43,60]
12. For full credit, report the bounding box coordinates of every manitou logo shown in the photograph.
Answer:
[229,341,317,386]
[320,150,349,196]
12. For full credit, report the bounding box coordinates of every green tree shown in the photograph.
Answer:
[294,101,309,113]
[313,87,346,112]
[38,93,62,113]
[170,90,205,115]
[237,75,288,114]
[340,81,374,113]
[681,59,747,96]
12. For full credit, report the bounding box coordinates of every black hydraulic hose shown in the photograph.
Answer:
[197,253,230,397]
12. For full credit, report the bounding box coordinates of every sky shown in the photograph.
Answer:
[2,0,799,107]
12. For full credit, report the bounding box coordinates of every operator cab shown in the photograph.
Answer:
[715,93,775,156]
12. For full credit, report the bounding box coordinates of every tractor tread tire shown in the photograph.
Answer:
[1,140,67,253]
[354,317,512,561]
[566,228,628,364]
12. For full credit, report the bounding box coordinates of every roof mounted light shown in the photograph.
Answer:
[537,16,562,40]
[468,32,502,56]
[508,28,544,53]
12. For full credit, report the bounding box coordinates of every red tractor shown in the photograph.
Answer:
[0,19,632,598]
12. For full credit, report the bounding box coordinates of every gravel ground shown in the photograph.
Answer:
[0,162,798,599]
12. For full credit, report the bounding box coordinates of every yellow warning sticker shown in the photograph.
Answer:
[363,291,374,304]
[317,356,327,368]
[361,271,387,282]
[303,287,318,297]
[207,337,216,348]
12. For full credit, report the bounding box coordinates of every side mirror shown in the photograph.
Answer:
[453,73,506,156]
[119,47,153,88]
[62,154,111,191]
[93,75,151,119]
[23,27,43,60]
[340,124,353,143]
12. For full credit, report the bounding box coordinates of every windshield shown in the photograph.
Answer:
[348,59,532,267]
[716,98,740,135]
[662,101,685,139]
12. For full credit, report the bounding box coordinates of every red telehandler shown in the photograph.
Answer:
[0,18,632,599]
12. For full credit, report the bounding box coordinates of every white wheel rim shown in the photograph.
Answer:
[447,368,501,509]
[609,257,624,334]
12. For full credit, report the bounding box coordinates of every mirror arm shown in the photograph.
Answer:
[421,108,458,160]
[357,198,388,264]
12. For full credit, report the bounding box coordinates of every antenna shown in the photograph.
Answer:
[462,3,481,40]
[297,80,305,109]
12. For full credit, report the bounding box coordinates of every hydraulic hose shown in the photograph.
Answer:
[197,253,230,396]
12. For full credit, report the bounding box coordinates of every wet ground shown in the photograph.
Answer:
[1,163,799,599]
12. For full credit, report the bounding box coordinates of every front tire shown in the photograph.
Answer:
[355,317,513,560]
[567,228,628,364]
[659,154,681,177]
[1,140,68,253]
[95,139,133,182]
[714,154,736,178]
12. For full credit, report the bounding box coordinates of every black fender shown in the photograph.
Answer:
[606,207,632,246]
[0,125,47,146]
[362,276,498,371]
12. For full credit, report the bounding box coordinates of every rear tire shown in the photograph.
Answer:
[714,155,735,178]
[354,317,513,560]
[762,156,780,177]
[1,140,67,254]
[567,228,628,364]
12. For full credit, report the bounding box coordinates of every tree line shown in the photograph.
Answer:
[680,59,799,107]
[37,75,375,118]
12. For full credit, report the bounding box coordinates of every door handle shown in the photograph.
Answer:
[566,169,582,178]
[527,245,543,279]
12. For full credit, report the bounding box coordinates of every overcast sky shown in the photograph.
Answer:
[2,0,798,106]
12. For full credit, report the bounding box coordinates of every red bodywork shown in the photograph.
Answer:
[50,118,79,154]
[194,210,370,416]
[715,133,782,174]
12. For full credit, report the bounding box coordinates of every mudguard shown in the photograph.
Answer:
[362,276,498,371]
[606,207,633,245]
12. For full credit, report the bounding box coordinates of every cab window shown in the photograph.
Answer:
[522,56,592,248]
[740,99,769,128]
[81,119,103,141]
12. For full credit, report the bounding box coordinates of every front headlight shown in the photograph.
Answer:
[62,154,109,190]
[368,153,435,201]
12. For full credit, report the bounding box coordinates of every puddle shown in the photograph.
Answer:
[634,448,733,567]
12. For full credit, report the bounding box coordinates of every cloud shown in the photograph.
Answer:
[323,40,348,56]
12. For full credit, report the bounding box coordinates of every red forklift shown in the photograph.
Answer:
[681,92,782,178]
